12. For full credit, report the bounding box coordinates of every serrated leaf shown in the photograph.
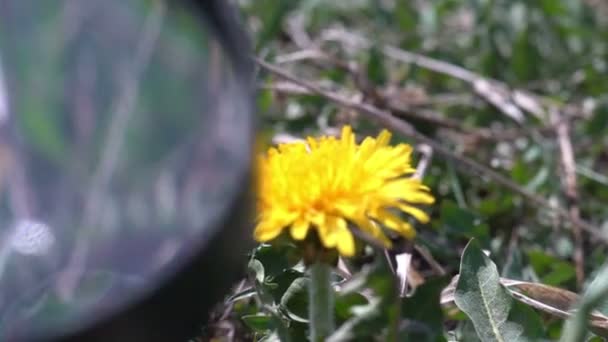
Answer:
[454,239,543,341]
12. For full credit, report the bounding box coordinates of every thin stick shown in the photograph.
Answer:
[414,244,446,276]
[413,144,433,180]
[255,57,608,244]
[552,108,585,289]
[576,165,608,186]
[262,80,525,141]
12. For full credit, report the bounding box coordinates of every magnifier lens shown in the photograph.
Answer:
[0,0,252,340]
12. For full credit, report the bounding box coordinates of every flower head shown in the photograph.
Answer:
[254,125,434,257]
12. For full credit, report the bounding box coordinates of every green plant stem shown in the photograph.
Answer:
[309,261,335,341]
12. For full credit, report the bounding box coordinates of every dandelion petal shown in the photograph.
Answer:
[336,227,355,257]
[290,219,309,240]
[395,202,430,223]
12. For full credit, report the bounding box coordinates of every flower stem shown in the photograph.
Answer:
[309,261,334,341]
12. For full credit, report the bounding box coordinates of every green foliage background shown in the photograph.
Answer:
[206,0,608,341]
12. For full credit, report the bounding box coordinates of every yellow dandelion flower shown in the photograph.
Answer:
[254,125,435,257]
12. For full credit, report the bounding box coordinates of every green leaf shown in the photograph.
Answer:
[394,1,418,32]
[251,0,297,50]
[328,257,398,341]
[585,264,608,316]
[280,277,309,322]
[248,258,277,306]
[335,292,368,322]
[501,248,525,280]
[510,29,539,81]
[527,250,576,286]
[542,263,576,287]
[19,108,68,163]
[253,244,298,278]
[242,314,274,332]
[440,201,489,241]
[562,262,608,340]
[269,268,305,302]
[586,104,608,137]
[525,167,549,192]
[454,239,544,341]
[457,320,483,342]
[401,276,450,342]
[538,0,567,16]
[327,297,384,342]
[367,46,387,84]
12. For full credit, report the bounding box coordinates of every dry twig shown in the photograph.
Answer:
[261,79,530,142]
[552,108,585,289]
[413,144,433,180]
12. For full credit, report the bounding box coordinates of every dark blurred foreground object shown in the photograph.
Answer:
[0,0,254,340]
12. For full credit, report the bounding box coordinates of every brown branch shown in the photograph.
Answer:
[387,103,496,139]
[255,57,608,244]
[261,80,531,142]
[552,108,585,289]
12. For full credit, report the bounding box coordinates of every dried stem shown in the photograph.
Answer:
[552,108,585,289]
[414,244,446,276]
[261,80,528,142]
[413,144,433,180]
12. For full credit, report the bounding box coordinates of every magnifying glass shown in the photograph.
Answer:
[0,0,254,340]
